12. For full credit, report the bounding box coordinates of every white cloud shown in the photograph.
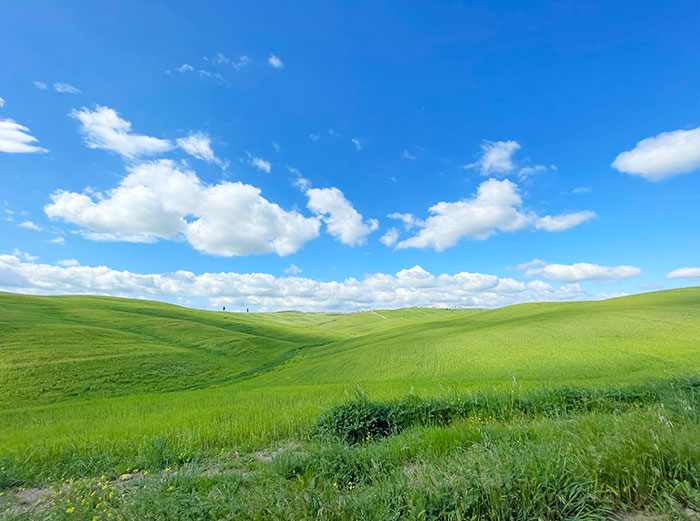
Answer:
[572,187,592,194]
[45,159,320,256]
[518,164,547,180]
[54,82,81,94]
[387,212,422,230]
[666,267,700,281]
[57,259,79,267]
[402,149,416,160]
[0,255,622,312]
[396,179,594,251]
[34,81,48,90]
[0,97,4,107]
[306,187,378,246]
[612,126,700,181]
[71,105,174,159]
[268,53,284,69]
[516,259,642,282]
[232,56,250,70]
[351,138,362,151]
[535,211,596,232]
[206,53,249,70]
[19,220,42,231]
[250,156,271,173]
[465,140,521,175]
[0,119,48,154]
[284,264,302,275]
[49,237,65,244]
[10,249,38,262]
[309,134,320,141]
[287,167,311,190]
[177,64,194,73]
[380,227,399,247]
[176,132,224,166]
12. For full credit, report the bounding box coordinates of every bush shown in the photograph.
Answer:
[313,377,700,444]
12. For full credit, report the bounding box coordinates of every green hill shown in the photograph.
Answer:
[3,287,700,412]
[2,288,700,519]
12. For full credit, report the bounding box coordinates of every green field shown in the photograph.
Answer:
[2,288,700,520]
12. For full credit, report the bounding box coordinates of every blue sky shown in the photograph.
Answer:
[1,0,699,311]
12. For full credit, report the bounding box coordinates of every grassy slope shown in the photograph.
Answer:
[1,287,700,483]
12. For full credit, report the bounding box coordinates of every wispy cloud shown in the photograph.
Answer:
[34,81,48,90]
[401,149,416,159]
[176,132,226,168]
[19,220,42,231]
[351,138,362,151]
[71,105,174,159]
[284,264,302,275]
[268,53,284,69]
[0,119,49,154]
[465,140,520,176]
[54,82,82,94]
[249,155,271,173]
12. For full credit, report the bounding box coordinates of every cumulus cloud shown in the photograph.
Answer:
[666,267,700,281]
[0,254,621,312]
[19,220,42,231]
[516,259,642,282]
[395,179,594,251]
[268,53,284,69]
[465,140,521,175]
[380,227,399,247]
[0,119,48,154]
[44,159,320,256]
[612,126,700,181]
[306,187,378,246]
[176,132,224,166]
[71,105,174,159]
[54,82,81,94]
[34,81,48,90]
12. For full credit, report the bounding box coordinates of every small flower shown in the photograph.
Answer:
[66,506,75,513]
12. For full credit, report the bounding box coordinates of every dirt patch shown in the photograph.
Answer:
[4,487,53,515]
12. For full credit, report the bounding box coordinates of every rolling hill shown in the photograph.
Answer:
[1,287,700,520]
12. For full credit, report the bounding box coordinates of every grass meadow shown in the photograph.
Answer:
[1,288,700,519]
